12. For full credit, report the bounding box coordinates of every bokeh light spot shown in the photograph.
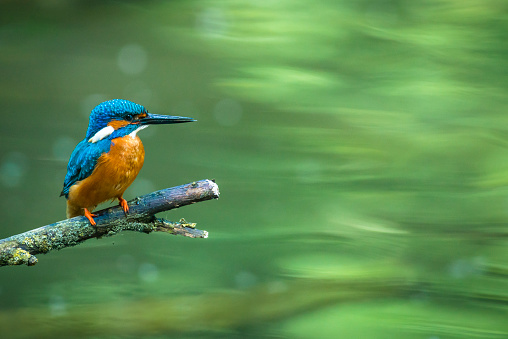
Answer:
[118,44,148,75]
[235,271,258,290]
[48,295,67,317]
[0,152,28,188]
[213,98,243,126]
[138,263,159,283]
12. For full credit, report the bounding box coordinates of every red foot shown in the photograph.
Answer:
[84,208,97,226]
[118,197,129,214]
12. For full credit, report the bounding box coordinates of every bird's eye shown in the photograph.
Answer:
[125,114,134,121]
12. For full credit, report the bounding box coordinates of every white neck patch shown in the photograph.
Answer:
[129,125,148,138]
[88,126,114,143]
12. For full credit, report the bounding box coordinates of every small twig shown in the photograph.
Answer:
[0,179,219,267]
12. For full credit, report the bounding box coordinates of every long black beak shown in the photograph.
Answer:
[139,113,196,125]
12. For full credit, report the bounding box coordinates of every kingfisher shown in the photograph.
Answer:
[60,99,195,226]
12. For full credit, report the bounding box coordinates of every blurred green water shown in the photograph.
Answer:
[1,0,508,338]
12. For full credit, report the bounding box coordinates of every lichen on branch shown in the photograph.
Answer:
[0,179,218,267]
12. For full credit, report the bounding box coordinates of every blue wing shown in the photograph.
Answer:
[60,138,112,197]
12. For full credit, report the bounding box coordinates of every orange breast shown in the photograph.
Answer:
[67,136,145,210]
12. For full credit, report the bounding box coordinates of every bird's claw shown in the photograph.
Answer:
[119,197,129,214]
[84,208,97,226]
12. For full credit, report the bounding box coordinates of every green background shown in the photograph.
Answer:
[1,0,508,338]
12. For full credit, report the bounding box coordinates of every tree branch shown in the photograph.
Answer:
[0,179,219,267]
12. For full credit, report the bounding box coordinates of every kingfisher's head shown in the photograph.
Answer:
[85,99,195,143]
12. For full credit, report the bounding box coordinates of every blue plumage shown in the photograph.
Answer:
[60,138,111,197]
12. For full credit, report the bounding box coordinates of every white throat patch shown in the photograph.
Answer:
[88,126,114,143]
[129,125,148,138]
